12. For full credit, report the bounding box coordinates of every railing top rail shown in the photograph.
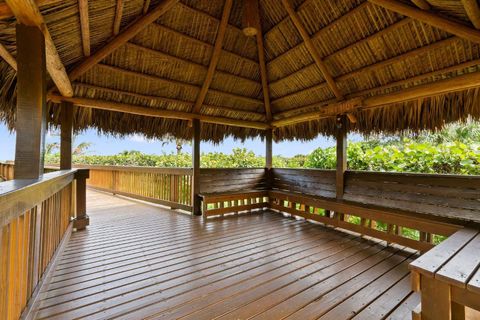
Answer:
[0,170,77,227]
[70,164,193,175]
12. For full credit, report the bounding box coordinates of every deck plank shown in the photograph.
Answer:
[35,190,419,320]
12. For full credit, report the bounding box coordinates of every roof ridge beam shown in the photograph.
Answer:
[94,63,264,107]
[192,0,233,113]
[69,0,179,81]
[272,36,458,106]
[368,0,480,43]
[48,94,270,130]
[6,0,74,97]
[272,71,480,127]
[281,0,343,99]
[0,42,17,70]
[461,0,480,29]
[69,83,267,119]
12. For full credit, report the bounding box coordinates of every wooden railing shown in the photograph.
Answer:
[0,162,14,181]
[81,165,193,211]
[0,169,88,319]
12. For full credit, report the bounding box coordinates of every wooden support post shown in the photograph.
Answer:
[420,276,451,320]
[14,24,47,179]
[73,169,90,230]
[336,115,347,199]
[60,102,73,170]
[265,128,273,169]
[192,119,201,216]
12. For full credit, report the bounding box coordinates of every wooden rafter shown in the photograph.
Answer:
[0,42,17,70]
[48,94,270,130]
[70,82,266,119]
[113,0,123,35]
[78,0,90,56]
[462,0,480,29]
[69,0,179,82]
[0,0,56,19]
[281,0,343,99]
[248,0,272,121]
[95,63,263,107]
[272,36,458,107]
[143,0,151,14]
[411,0,431,10]
[272,71,480,127]
[5,0,74,97]
[192,0,233,114]
[368,0,480,44]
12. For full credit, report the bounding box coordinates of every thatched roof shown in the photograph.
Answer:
[1,0,480,142]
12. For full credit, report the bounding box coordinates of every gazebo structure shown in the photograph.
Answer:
[1,0,480,319]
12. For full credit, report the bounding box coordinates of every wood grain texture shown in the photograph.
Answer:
[78,0,90,56]
[462,0,480,29]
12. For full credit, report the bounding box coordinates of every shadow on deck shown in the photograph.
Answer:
[35,190,419,320]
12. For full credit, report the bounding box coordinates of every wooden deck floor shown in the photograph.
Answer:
[35,190,420,320]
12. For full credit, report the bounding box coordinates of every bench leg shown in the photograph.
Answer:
[421,276,451,320]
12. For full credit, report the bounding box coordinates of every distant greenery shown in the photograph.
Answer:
[45,120,480,174]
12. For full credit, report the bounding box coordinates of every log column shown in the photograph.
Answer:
[265,128,273,190]
[336,115,347,199]
[60,102,73,170]
[192,119,201,216]
[14,24,47,179]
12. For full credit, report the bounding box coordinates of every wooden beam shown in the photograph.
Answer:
[272,71,480,127]
[6,0,74,97]
[78,0,90,56]
[14,24,47,179]
[0,0,56,20]
[192,118,201,216]
[60,101,73,170]
[265,128,273,169]
[281,0,343,99]
[70,82,266,119]
[68,0,179,81]
[411,0,431,10]
[336,115,347,199]
[0,42,17,70]
[143,0,151,14]
[462,0,480,29]
[249,0,272,121]
[192,0,233,113]
[113,0,123,35]
[368,0,480,44]
[48,94,270,130]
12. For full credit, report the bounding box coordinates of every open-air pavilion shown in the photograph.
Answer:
[1,0,480,319]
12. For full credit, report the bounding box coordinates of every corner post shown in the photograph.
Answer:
[336,115,347,199]
[265,128,273,190]
[192,119,201,216]
[74,169,90,230]
[60,102,73,170]
[13,24,47,179]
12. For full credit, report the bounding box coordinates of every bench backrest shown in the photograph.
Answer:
[199,168,269,194]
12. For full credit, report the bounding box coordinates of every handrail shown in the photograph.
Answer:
[0,168,89,319]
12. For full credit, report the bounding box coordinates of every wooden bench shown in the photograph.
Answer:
[409,228,480,320]
[268,190,461,252]
[199,190,269,218]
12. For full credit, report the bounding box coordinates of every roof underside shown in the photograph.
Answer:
[0,0,480,142]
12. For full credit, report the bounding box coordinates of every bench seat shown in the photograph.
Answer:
[409,228,480,319]
[199,190,269,218]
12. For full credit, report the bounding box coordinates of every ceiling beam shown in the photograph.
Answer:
[0,0,56,19]
[368,0,480,44]
[71,82,266,119]
[78,0,90,56]
[192,0,233,113]
[69,0,179,81]
[94,63,263,107]
[272,36,458,107]
[462,0,480,29]
[281,0,343,99]
[272,71,480,127]
[411,0,431,10]
[0,42,17,70]
[250,0,272,121]
[5,0,74,97]
[48,94,270,130]
[113,0,123,35]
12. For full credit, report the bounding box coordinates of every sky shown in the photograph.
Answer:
[0,122,348,161]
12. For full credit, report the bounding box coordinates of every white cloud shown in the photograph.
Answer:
[128,134,152,143]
